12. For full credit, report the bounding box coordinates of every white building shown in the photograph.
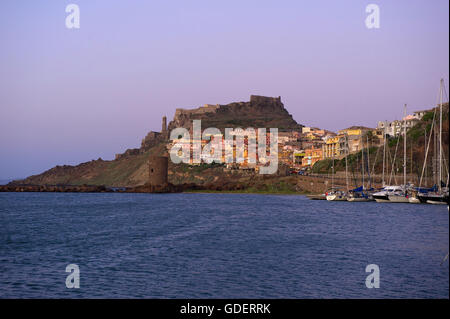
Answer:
[412,110,428,120]
[376,117,419,137]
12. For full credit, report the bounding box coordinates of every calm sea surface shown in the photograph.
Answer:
[0,193,448,298]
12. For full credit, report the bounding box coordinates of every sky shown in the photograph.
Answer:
[0,0,449,179]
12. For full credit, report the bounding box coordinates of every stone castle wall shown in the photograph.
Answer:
[174,104,220,118]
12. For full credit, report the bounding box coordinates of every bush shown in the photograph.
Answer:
[312,159,333,173]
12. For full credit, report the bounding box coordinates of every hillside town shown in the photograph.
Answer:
[162,101,429,174]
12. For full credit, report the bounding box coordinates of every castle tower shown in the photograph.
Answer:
[161,116,168,140]
[162,116,167,133]
[148,156,168,186]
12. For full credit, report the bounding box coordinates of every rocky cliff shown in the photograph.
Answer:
[168,95,303,132]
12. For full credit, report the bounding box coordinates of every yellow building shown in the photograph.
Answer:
[338,126,372,137]
[337,126,377,153]
[322,135,346,159]
[293,150,305,166]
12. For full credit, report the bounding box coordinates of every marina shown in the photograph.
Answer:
[309,80,449,206]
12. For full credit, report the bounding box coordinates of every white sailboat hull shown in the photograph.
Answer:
[427,200,447,205]
[326,194,347,201]
[374,198,390,203]
[388,194,409,203]
[348,197,370,202]
[408,197,421,204]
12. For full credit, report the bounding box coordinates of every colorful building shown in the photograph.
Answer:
[322,134,346,159]
[301,146,323,167]
[338,126,373,137]
[293,150,305,166]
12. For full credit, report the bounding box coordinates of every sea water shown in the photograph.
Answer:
[0,192,448,298]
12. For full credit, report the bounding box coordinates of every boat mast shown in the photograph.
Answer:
[434,120,437,186]
[361,138,365,189]
[410,140,413,183]
[403,104,407,188]
[345,134,349,192]
[382,123,386,186]
[331,143,335,189]
[439,78,443,192]
[367,135,371,188]
[419,108,437,188]
[424,128,427,185]
[389,136,400,185]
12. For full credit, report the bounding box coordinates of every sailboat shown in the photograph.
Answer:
[388,104,410,203]
[347,136,373,201]
[326,189,347,201]
[408,190,422,204]
[347,186,372,201]
[326,140,347,201]
[373,124,395,202]
[374,185,405,202]
[418,79,449,205]
[409,128,429,203]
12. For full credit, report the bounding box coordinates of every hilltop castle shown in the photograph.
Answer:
[115,95,302,160]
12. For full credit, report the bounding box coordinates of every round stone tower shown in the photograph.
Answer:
[148,156,168,186]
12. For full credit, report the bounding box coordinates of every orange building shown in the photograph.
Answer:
[301,146,323,167]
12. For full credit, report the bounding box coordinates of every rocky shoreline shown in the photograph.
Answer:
[0,184,113,193]
[0,183,262,194]
[0,175,343,195]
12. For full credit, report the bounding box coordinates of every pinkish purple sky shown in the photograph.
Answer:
[0,0,449,179]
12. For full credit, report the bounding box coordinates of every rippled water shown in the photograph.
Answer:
[0,192,448,298]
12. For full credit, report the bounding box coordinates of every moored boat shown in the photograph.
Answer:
[388,190,410,203]
[420,191,449,205]
[387,105,411,204]
[373,186,403,203]
[416,80,449,206]
[347,186,373,202]
[306,194,327,200]
[427,200,448,205]
[348,196,371,202]
[408,196,421,204]
[326,190,347,201]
